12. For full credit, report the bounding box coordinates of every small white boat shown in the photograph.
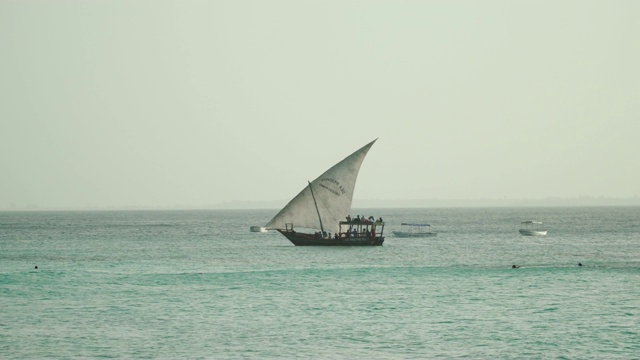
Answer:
[250,226,267,233]
[519,221,547,236]
[393,223,437,238]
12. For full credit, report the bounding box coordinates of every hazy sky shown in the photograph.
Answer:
[2,1,639,209]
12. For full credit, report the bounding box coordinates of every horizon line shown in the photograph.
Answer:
[2,196,640,212]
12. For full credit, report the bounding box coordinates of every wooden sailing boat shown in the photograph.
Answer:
[265,139,385,246]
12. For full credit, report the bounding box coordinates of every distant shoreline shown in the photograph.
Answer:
[2,197,639,212]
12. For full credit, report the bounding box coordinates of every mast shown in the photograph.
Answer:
[308,181,325,236]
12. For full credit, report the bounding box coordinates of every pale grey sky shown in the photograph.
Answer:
[2,0,639,210]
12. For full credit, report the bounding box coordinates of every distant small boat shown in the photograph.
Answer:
[250,226,267,233]
[393,223,437,238]
[519,221,547,236]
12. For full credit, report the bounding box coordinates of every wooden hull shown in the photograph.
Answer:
[277,230,384,246]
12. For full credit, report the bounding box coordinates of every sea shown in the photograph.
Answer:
[1,206,639,359]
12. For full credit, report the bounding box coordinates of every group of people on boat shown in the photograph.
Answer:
[314,231,332,239]
[347,227,376,239]
[306,214,385,240]
[345,215,383,223]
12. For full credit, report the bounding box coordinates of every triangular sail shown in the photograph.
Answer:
[265,139,377,234]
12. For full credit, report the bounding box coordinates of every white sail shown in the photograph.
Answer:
[265,139,377,234]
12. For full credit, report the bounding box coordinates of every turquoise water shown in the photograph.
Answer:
[1,207,639,359]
